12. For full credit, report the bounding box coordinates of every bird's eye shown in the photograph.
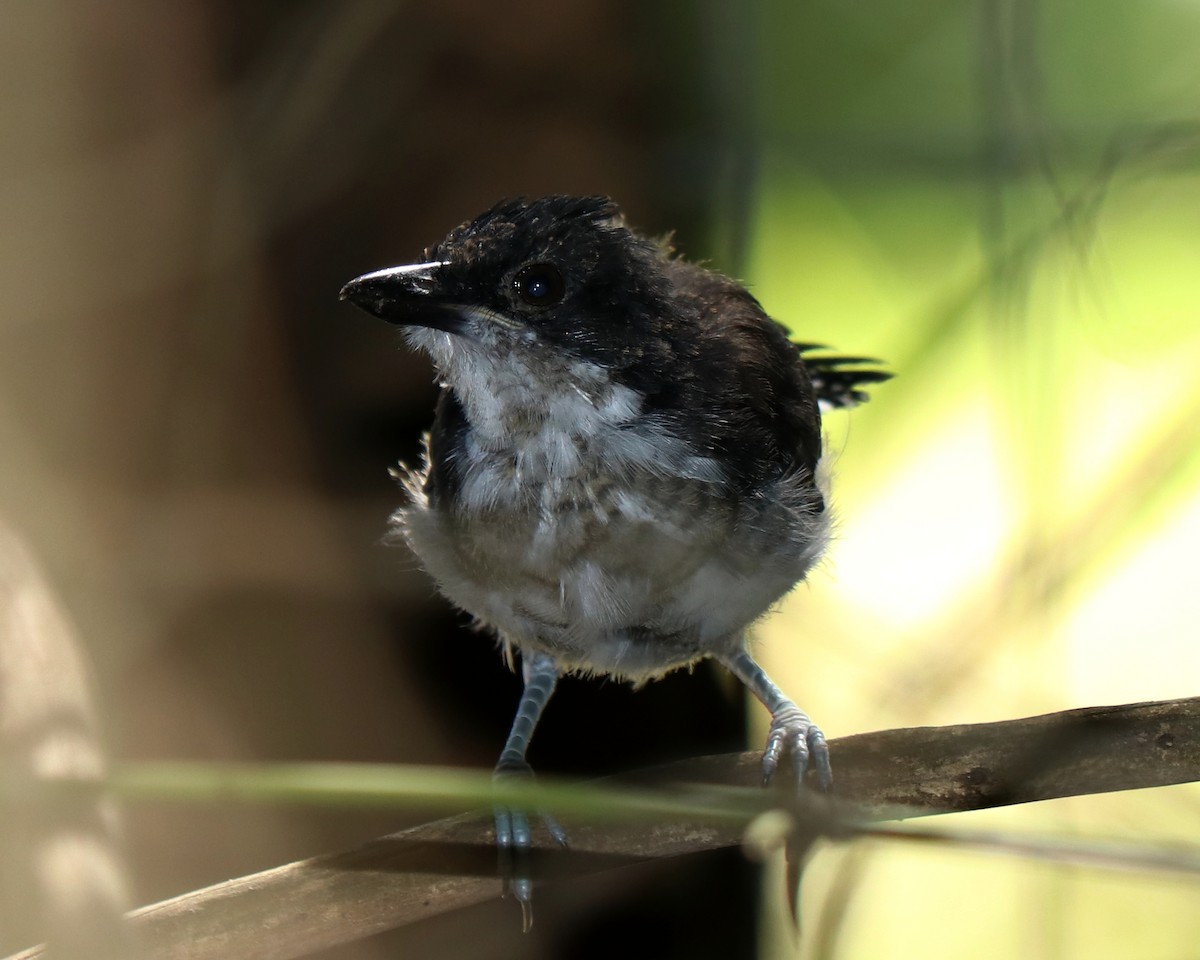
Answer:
[512,263,566,308]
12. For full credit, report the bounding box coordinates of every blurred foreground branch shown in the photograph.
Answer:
[0,524,135,960]
[5,696,1199,960]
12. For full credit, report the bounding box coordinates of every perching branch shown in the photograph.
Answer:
[5,696,1199,960]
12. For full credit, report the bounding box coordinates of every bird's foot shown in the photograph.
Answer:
[493,758,568,930]
[761,701,832,792]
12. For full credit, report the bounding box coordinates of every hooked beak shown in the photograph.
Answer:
[339,261,467,334]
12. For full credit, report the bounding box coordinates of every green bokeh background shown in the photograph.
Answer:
[739,1,1200,955]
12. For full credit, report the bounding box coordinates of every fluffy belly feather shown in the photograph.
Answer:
[397,463,828,682]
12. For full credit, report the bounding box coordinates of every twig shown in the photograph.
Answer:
[5,696,1198,960]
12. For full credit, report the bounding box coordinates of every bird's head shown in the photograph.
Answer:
[340,196,679,390]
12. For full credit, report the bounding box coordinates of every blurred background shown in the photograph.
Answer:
[2,1,1199,958]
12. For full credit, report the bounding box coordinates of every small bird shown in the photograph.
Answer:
[340,195,888,911]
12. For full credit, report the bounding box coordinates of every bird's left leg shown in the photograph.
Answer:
[718,649,832,791]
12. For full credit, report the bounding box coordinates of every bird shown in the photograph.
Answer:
[340,195,888,915]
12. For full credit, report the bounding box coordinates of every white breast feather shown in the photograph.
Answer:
[396,327,828,682]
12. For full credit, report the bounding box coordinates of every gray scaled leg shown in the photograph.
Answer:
[493,650,567,926]
[718,649,832,791]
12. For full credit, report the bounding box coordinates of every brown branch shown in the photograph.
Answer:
[6,696,1199,960]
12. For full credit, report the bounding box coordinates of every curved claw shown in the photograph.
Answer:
[761,703,832,792]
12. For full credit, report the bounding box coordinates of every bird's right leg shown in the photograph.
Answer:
[493,650,567,927]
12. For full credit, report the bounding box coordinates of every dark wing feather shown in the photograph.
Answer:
[795,344,892,409]
[661,260,824,488]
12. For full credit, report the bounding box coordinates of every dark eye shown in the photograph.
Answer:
[512,262,566,308]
